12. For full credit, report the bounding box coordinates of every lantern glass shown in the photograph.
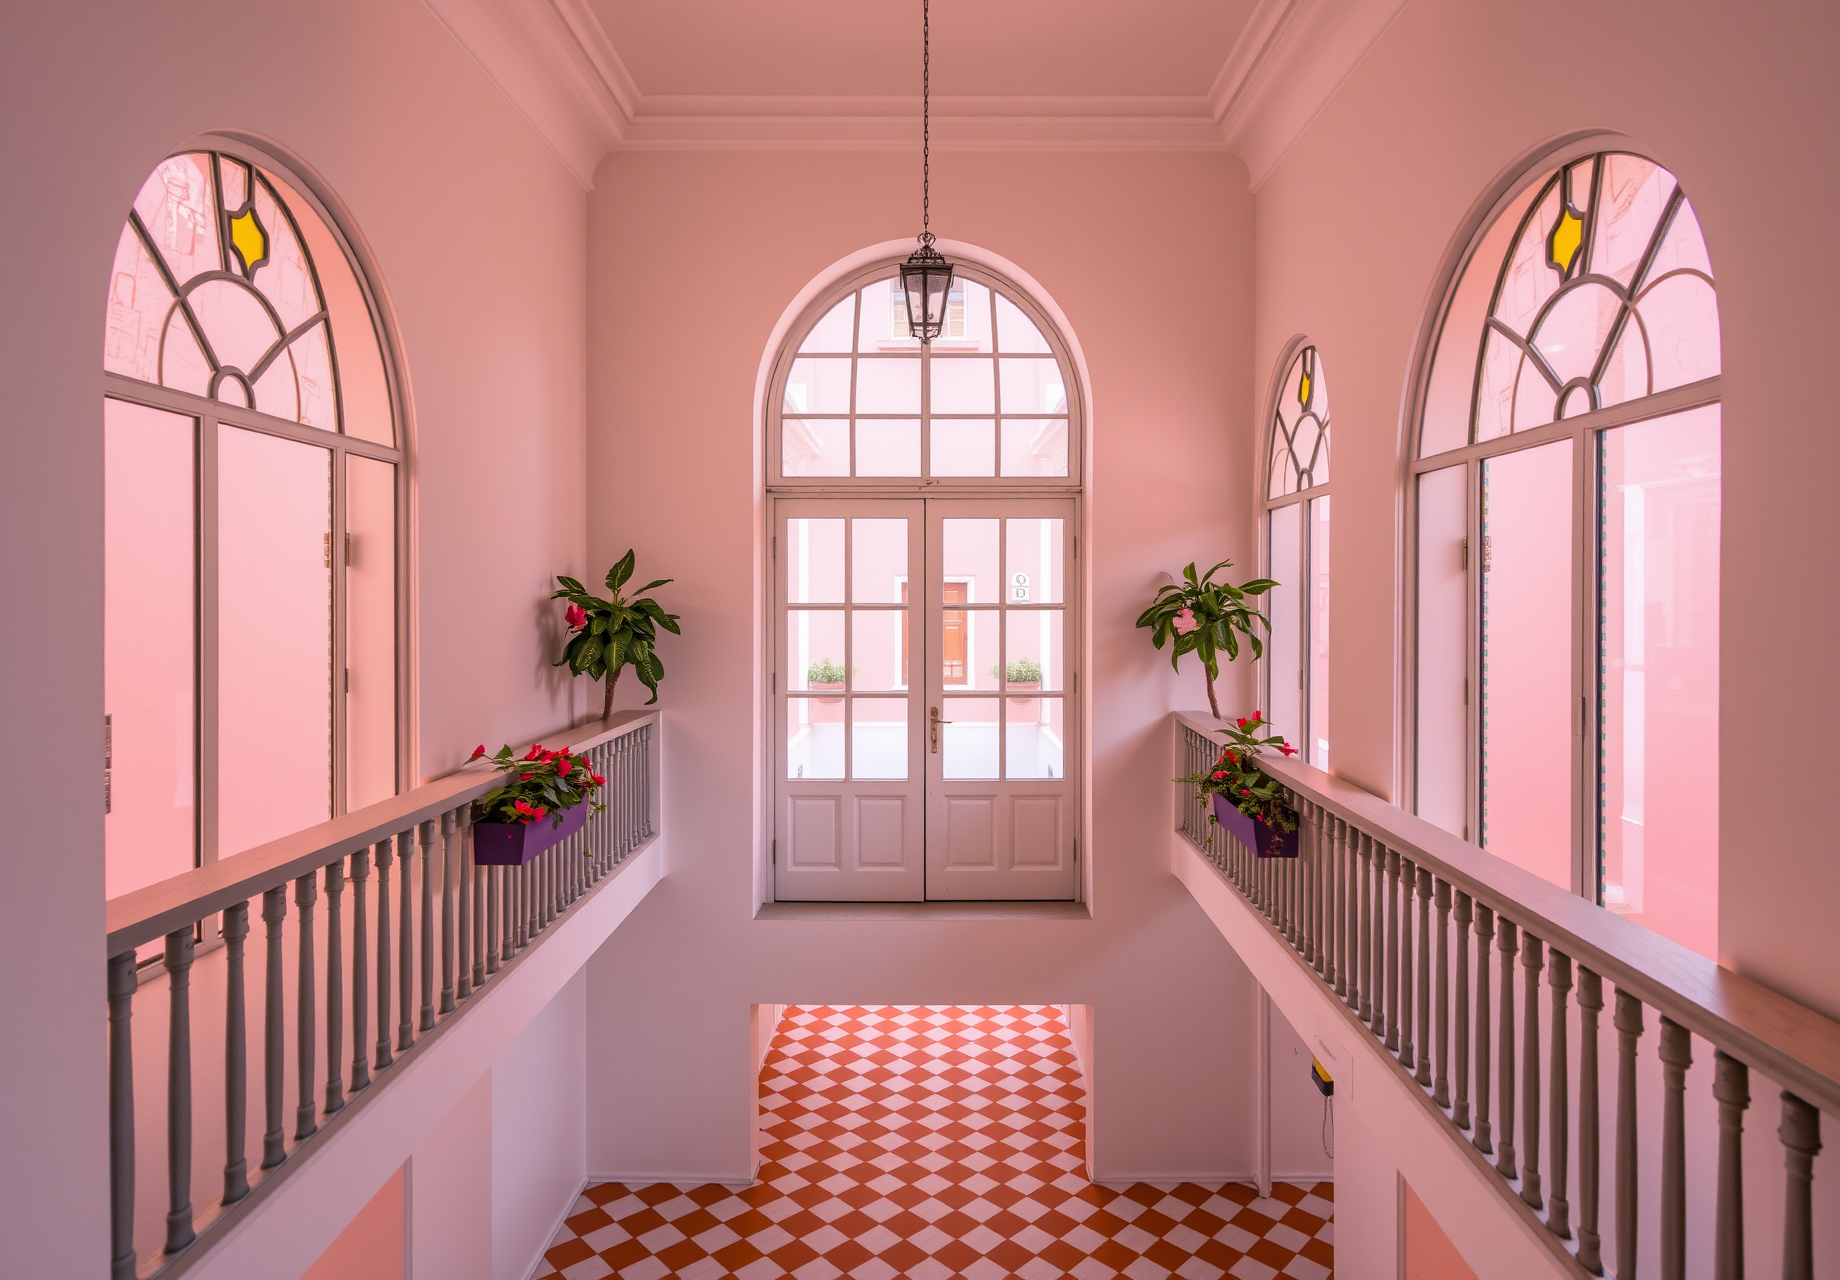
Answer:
[900,256,955,343]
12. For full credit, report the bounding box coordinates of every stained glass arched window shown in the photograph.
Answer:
[104,148,404,903]
[1411,150,1720,960]
[1263,345,1331,766]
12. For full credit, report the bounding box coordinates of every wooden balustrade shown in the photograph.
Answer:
[103,713,657,1279]
[1175,713,1836,1278]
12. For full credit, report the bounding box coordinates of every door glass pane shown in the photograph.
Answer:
[219,425,332,857]
[346,456,396,811]
[948,609,999,690]
[1006,698,1065,779]
[931,358,995,413]
[1005,518,1063,603]
[1416,466,1467,836]
[784,419,849,477]
[941,698,999,779]
[1266,503,1303,748]
[1000,419,1069,477]
[787,611,845,691]
[1308,496,1332,768]
[855,358,921,414]
[1480,440,1573,889]
[1599,405,1720,959]
[787,698,843,779]
[851,611,906,691]
[786,357,851,414]
[999,357,1067,414]
[787,518,844,603]
[105,399,196,900]
[1005,610,1063,692]
[931,419,995,477]
[942,519,999,602]
[857,278,911,349]
[799,294,855,353]
[852,699,908,780]
[855,419,920,476]
[850,518,907,602]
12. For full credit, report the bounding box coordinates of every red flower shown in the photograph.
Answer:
[1240,788,1252,796]
[1236,717,1248,728]
[512,799,547,824]
[524,745,544,761]
[1212,771,1227,779]
[1278,742,1298,757]
[520,773,534,780]
[556,757,572,777]
[469,744,486,761]
[1253,710,1263,719]
[591,774,605,785]
[565,603,588,630]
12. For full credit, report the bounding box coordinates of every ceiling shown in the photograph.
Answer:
[421,0,1411,188]
[588,0,1257,100]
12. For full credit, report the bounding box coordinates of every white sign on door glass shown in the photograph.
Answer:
[1011,571,1031,602]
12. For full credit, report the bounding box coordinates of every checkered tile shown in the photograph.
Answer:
[537,1006,1333,1279]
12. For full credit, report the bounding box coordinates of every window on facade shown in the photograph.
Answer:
[103,149,402,903]
[778,269,1072,484]
[1264,345,1331,767]
[1412,151,1720,959]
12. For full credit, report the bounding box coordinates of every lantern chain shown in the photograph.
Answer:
[921,0,932,248]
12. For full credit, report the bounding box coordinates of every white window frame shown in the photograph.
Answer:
[1401,138,1721,902]
[104,140,413,869]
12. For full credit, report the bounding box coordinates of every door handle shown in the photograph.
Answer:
[929,705,953,753]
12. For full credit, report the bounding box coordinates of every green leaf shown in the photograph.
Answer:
[635,578,673,593]
[606,549,636,594]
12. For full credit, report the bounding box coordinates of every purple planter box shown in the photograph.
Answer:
[1212,793,1300,858]
[473,801,588,866]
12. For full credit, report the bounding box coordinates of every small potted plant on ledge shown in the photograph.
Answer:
[469,743,606,865]
[1136,559,1275,719]
[1179,712,1301,858]
[807,658,848,702]
[992,656,1043,692]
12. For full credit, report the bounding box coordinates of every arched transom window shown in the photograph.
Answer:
[1263,344,1331,766]
[1412,150,1720,959]
[104,148,404,903]
[773,266,1077,486]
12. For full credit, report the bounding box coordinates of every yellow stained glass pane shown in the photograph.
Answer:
[1548,207,1583,279]
[229,208,268,277]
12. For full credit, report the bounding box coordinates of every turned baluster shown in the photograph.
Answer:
[261,887,288,1169]
[439,810,457,1015]
[1520,932,1542,1210]
[1496,918,1518,1180]
[1473,903,1494,1155]
[164,927,196,1253]
[1385,847,1400,1051]
[1576,967,1604,1273]
[222,902,250,1204]
[294,873,318,1142]
[397,828,415,1051]
[1779,1093,1821,1280]
[1712,1051,1747,1280]
[350,849,371,1093]
[374,837,394,1071]
[418,820,436,1032]
[1433,878,1451,1108]
[1398,858,1416,1070]
[108,951,137,1280]
[1659,1017,1691,1280]
[1548,950,1571,1239]
[324,860,345,1116]
[1614,990,1644,1280]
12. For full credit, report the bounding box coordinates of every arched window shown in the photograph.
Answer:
[1262,344,1331,766]
[104,148,404,902]
[1411,149,1720,958]
[767,262,1083,903]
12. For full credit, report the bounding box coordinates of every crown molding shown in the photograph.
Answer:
[422,0,1408,188]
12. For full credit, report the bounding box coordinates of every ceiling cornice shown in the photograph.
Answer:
[421,0,1408,189]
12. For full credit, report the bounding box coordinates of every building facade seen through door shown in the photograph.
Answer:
[768,261,1081,901]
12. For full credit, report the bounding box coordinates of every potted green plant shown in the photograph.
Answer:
[552,550,682,720]
[1178,712,1301,857]
[807,657,847,702]
[991,656,1043,692]
[468,743,606,865]
[1135,559,1275,719]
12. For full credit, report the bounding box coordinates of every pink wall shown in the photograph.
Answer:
[0,1,587,1269]
[582,148,1273,1180]
[302,1167,404,1280]
[1251,0,1840,1018]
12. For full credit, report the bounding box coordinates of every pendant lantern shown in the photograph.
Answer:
[899,0,953,342]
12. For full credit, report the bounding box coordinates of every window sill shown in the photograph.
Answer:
[754,900,1089,922]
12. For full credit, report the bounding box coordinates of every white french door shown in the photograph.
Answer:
[773,497,1078,901]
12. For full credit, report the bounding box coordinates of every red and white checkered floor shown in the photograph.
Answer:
[537,1006,1333,1279]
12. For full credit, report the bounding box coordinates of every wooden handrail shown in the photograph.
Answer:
[106,711,658,955]
[1176,710,1840,1117]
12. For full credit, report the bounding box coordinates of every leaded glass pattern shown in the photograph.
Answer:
[1422,152,1719,456]
[105,151,392,442]
[1268,345,1330,498]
